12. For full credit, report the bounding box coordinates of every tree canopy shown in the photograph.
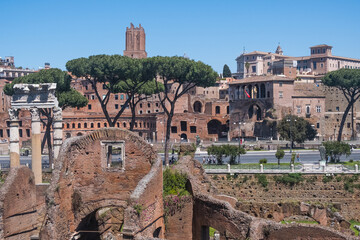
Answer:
[66,55,156,127]
[277,115,317,148]
[151,56,218,165]
[322,69,360,141]
[4,68,88,109]
[275,148,285,165]
[322,141,351,163]
[222,64,231,78]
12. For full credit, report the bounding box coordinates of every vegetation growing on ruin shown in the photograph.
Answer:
[163,168,189,196]
[256,174,268,188]
[281,220,319,225]
[273,173,304,186]
[350,220,360,236]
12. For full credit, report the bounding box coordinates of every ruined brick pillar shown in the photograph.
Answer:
[53,107,63,160]
[30,107,42,184]
[8,108,20,167]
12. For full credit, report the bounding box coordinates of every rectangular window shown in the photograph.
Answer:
[317,123,320,128]
[306,105,310,114]
[252,66,256,73]
[115,104,119,109]
[0,129,3,137]
[171,126,177,133]
[297,106,301,114]
[19,129,22,138]
[180,121,187,131]
[279,91,283,98]
[115,95,119,100]
[104,123,107,127]
[190,126,197,133]
[347,123,351,128]
[336,106,340,111]
[120,95,124,100]
[279,82,283,87]
[316,106,321,113]
[98,123,101,128]
[88,104,92,110]
[26,129,30,137]
[91,95,95,100]
[102,141,125,170]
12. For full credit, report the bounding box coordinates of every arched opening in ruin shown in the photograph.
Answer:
[201,226,220,240]
[260,83,266,98]
[75,210,101,240]
[193,101,202,113]
[74,207,124,240]
[207,119,228,140]
[180,133,188,141]
[248,106,254,119]
[66,133,71,138]
[77,132,83,136]
[248,105,262,120]
[247,85,252,99]
[241,86,245,99]
[153,227,162,238]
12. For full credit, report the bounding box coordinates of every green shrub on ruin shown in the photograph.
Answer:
[274,173,304,186]
[322,175,334,183]
[256,174,268,188]
[163,168,189,196]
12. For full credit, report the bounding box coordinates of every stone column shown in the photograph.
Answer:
[53,107,63,160]
[8,108,20,167]
[30,107,42,184]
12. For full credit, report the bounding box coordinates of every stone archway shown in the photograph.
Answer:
[180,133,188,141]
[193,101,202,113]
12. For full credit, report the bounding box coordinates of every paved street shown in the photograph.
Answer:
[0,149,359,169]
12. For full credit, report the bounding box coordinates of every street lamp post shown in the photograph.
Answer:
[287,116,296,153]
[233,121,244,163]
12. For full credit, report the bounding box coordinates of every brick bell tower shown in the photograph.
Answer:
[123,23,147,59]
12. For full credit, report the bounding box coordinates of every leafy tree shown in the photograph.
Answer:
[207,145,225,165]
[163,168,189,196]
[66,55,156,127]
[207,145,246,165]
[4,68,88,165]
[322,69,360,141]
[323,141,351,163]
[277,115,317,149]
[152,56,218,165]
[222,144,246,165]
[222,64,231,78]
[275,148,285,165]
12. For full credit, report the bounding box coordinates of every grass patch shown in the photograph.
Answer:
[203,163,301,169]
[281,220,319,224]
[350,220,360,236]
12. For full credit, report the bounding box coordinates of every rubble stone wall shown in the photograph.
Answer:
[40,128,164,239]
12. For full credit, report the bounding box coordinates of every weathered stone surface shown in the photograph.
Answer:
[0,166,38,240]
[40,128,164,239]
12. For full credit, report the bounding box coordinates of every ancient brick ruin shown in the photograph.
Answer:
[0,128,358,239]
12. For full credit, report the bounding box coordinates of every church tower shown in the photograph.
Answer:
[275,44,283,55]
[123,23,147,59]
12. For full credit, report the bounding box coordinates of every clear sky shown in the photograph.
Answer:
[2,0,360,74]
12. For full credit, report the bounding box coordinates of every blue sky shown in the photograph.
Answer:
[2,0,360,73]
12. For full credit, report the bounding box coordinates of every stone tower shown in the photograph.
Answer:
[275,44,283,55]
[123,23,147,59]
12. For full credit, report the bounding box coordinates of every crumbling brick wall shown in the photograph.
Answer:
[0,166,38,240]
[40,128,164,239]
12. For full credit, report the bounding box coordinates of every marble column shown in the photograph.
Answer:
[53,107,63,160]
[8,108,20,167]
[30,107,42,184]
